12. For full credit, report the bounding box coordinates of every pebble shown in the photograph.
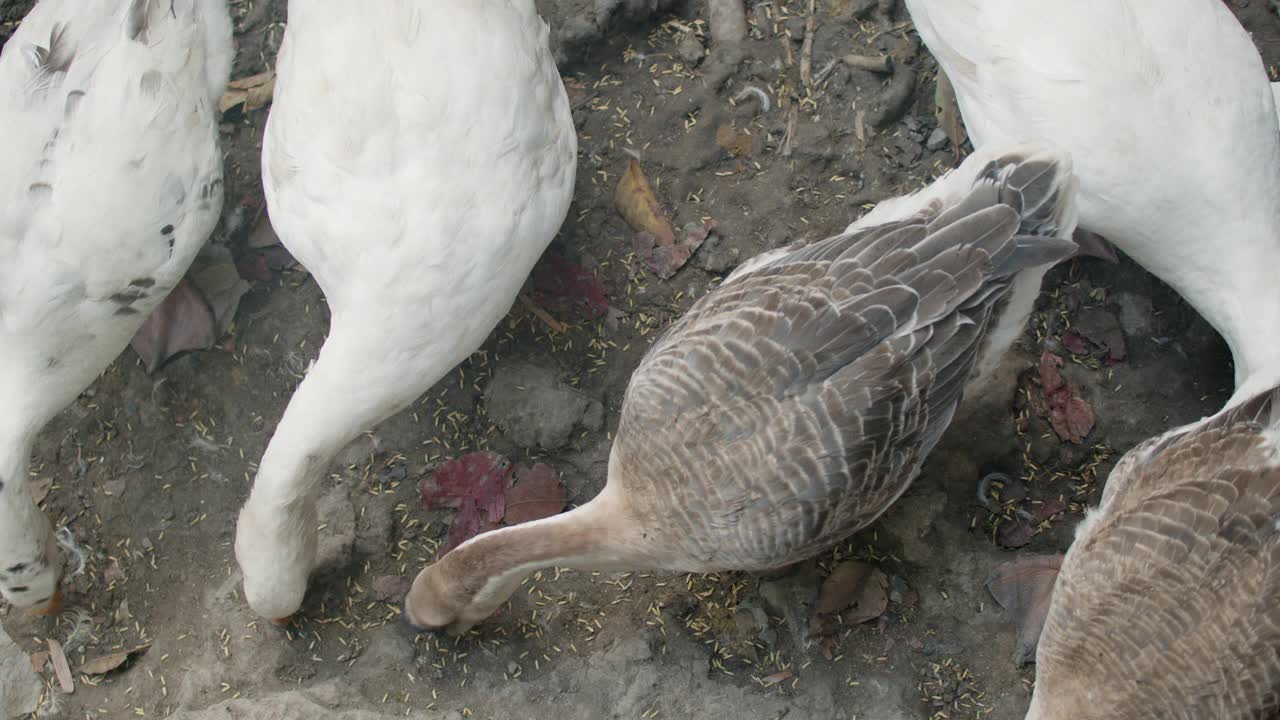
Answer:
[926,127,950,151]
[485,361,598,451]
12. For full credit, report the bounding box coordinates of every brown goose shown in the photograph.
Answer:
[404,146,1079,633]
[989,388,1280,719]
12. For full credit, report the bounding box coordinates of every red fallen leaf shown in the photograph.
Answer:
[503,463,567,525]
[531,250,609,321]
[635,220,718,280]
[421,452,512,555]
[1061,331,1089,355]
[1061,394,1096,442]
[1036,351,1096,444]
[1038,351,1065,393]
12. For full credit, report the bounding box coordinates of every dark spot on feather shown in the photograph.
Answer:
[126,0,149,41]
[7,563,28,574]
[28,182,52,203]
[9,586,28,593]
[115,307,140,316]
[30,596,49,606]
[45,356,58,369]
[161,224,174,235]
[130,277,156,288]
[110,290,147,304]
[64,90,84,119]
[139,70,162,96]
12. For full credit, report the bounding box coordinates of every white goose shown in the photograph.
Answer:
[233,0,578,622]
[0,0,231,614]
[989,386,1280,719]
[403,145,1079,633]
[903,0,1280,403]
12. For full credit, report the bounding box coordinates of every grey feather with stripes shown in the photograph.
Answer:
[610,151,1076,571]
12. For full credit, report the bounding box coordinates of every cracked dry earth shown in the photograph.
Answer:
[1,0,1275,719]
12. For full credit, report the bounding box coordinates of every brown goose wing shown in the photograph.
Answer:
[1037,390,1280,718]
[612,150,1076,570]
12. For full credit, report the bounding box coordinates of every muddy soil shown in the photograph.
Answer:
[1,1,1274,718]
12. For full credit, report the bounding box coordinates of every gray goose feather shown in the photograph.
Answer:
[403,146,1078,633]
[1023,388,1280,720]
[610,147,1077,571]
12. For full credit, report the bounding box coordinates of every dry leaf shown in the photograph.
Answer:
[219,71,276,114]
[421,452,510,555]
[29,651,48,674]
[808,561,889,659]
[614,160,676,247]
[47,638,73,694]
[635,220,717,280]
[503,463,567,526]
[29,478,52,505]
[129,278,215,374]
[79,644,150,676]
[934,71,968,155]
[1036,351,1096,444]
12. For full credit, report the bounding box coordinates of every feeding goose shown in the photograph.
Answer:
[0,0,231,614]
[403,145,1080,633]
[989,385,1280,719]
[903,0,1280,403]
[232,0,578,623]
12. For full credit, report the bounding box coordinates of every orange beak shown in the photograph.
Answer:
[270,615,292,626]
[28,590,63,617]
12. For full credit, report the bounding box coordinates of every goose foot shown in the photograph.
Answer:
[985,554,1063,666]
[1071,229,1119,264]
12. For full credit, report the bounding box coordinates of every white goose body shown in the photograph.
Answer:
[904,0,1280,401]
[0,0,231,612]
[233,0,577,621]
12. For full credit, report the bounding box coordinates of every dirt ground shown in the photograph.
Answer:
[2,1,1276,718]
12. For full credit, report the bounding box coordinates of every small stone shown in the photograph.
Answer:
[926,127,950,151]
[1,625,41,717]
[1115,291,1155,337]
[692,231,741,274]
[485,361,596,451]
[315,485,357,571]
[676,33,705,65]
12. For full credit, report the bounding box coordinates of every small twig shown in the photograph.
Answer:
[780,101,799,157]
[870,20,912,43]
[519,295,568,335]
[842,53,893,74]
[800,0,816,89]
[781,29,794,67]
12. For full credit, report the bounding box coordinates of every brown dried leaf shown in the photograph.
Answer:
[614,160,676,247]
[503,463,567,526]
[46,639,73,693]
[809,561,889,639]
[219,71,276,114]
[79,644,150,676]
[29,478,52,505]
[29,651,48,674]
